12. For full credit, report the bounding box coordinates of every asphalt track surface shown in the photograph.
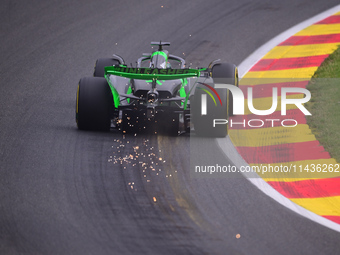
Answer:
[1,0,340,254]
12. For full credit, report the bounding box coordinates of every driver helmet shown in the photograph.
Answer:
[150,50,169,69]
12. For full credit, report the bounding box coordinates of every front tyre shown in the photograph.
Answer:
[76,77,113,131]
[93,58,120,77]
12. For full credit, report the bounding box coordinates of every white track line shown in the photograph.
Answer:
[218,4,340,233]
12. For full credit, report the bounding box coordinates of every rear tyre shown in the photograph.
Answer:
[211,63,238,117]
[76,77,113,131]
[93,58,120,77]
[192,86,228,137]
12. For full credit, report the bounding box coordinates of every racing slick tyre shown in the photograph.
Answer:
[192,85,228,137]
[211,63,238,117]
[76,77,113,131]
[93,58,120,77]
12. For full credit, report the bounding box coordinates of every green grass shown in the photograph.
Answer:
[305,47,340,162]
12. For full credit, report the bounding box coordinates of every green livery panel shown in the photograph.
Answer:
[105,66,200,80]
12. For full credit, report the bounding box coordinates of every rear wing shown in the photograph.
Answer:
[105,66,201,80]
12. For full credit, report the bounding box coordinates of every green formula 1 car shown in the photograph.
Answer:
[76,41,238,137]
